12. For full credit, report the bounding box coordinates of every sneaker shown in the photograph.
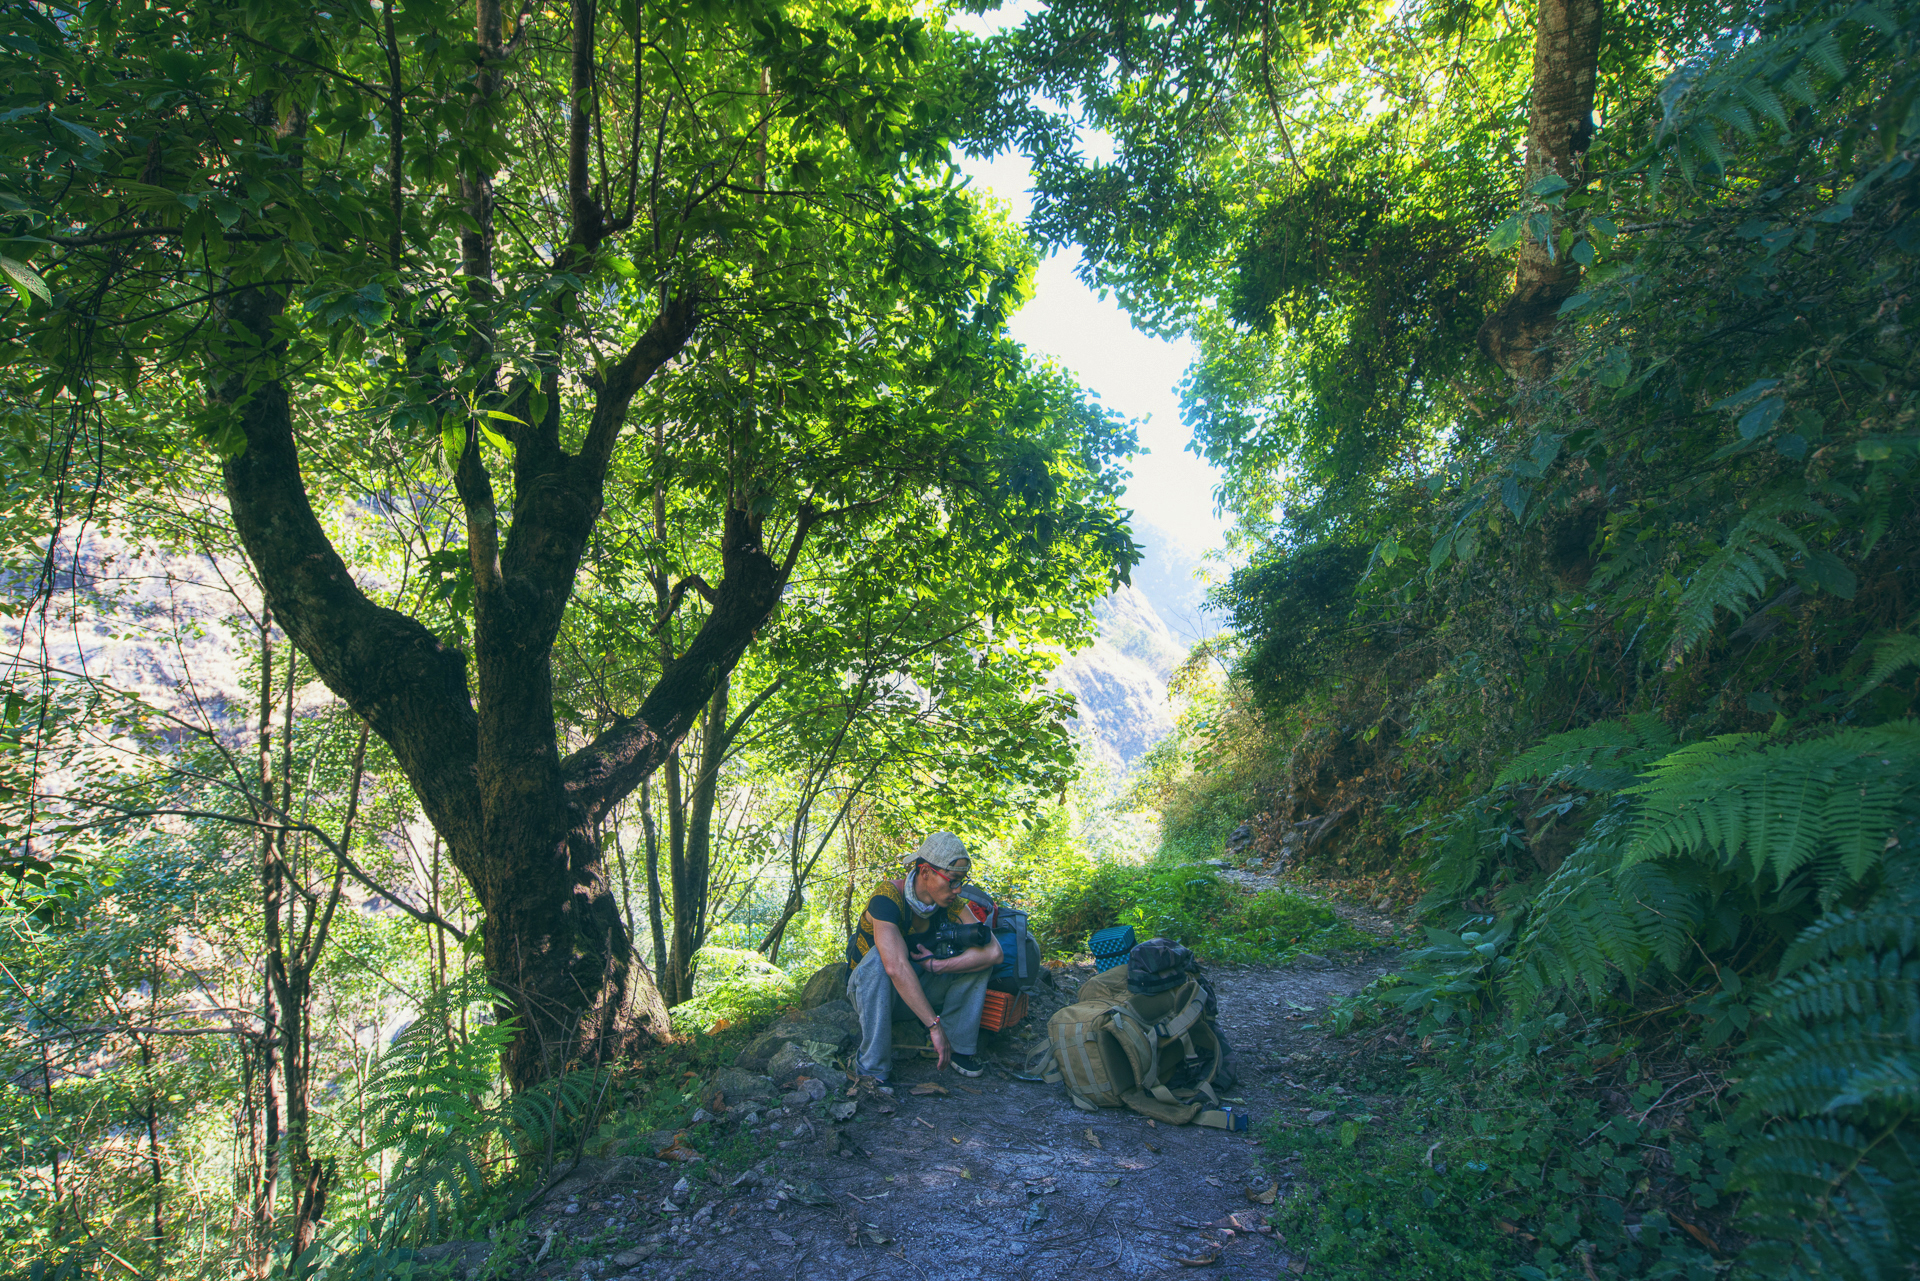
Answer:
[949,1052,985,1078]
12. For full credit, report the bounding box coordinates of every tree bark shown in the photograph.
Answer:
[1479,0,1605,378]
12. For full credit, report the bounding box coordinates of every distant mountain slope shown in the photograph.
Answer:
[1097,584,1184,682]
[1125,520,1225,645]
[1051,583,1190,772]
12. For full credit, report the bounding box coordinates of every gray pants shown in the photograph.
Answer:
[845,947,990,1080]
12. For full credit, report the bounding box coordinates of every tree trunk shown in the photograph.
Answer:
[251,617,280,1273]
[657,751,685,1004]
[640,777,668,982]
[1478,0,1605,378]
[665,675,728,1005]
[211,0,805,1089]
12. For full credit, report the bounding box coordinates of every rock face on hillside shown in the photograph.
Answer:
[1051,585,1188,772]
[1127,519,1226,643]
[1097,584,1186,681]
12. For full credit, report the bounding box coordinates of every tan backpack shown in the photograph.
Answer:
[1034,973,1225,1125]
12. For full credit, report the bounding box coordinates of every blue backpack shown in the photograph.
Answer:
[958,886,1041,993]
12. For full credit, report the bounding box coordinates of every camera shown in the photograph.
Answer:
[928,921,990,960]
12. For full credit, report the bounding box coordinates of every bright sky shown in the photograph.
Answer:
[945,5,1231,562]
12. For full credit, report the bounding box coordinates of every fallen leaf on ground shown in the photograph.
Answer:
[656,1136,701,1162]
[959,1085,983,1094]
[1175,1251,1220,1267]
[1145,1142,1161,1153]
[767,1229,796,1246]
[949,1135,962,1144]
[1084,1129,1103,1149]
[1147,1119,1157,1128]
[1205,1176,1224,1187]
[959,1168,972,1179]
[865,1230,891,1245]
[1247,1183,1278,1205]
[1104,1177,1120,1187]
[910,1083,948,1096]
[1118,1159,1149,1170]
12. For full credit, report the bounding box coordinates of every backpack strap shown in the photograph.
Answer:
[1114,981,1221,1108]
[957,884,997,926]
[1154,986,1209,1043]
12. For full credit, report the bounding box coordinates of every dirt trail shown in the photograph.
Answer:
[459,938,1396,1281]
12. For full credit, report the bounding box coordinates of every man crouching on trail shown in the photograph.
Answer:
[846,833,1002,1081]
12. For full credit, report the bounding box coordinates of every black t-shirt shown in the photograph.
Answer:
[847,879,961,964]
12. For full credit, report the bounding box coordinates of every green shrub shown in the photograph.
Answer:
[669,947,797,1036]
[1031,859,1371,963]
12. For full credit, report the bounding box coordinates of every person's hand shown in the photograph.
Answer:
[928,1020,952,1071]
[911,944,944,974]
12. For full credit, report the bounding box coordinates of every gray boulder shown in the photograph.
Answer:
[766,1038,837,1085]
[809,998,862,1035]
[800,961,851,1008]
[738,1005,858,1072]
[710,1067,775,1107]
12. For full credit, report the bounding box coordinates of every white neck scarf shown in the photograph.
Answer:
[901,871,940,919]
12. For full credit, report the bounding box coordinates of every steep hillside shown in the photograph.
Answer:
[1050,584,1189,771]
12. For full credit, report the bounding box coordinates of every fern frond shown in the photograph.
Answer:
[1734,846,1920,1276]
[1711,101,1756,138]
[1737,1117,1917,1278]
[1806,30,1847,80]
[1849,632,1920,705]
[1664,491,1833,666]
[1743,1013,1919,1114]
[1502,807,1701,1006]
[1494,713,1675,790]
[1614,860,1709,971]
[1782,905,1920,973]
[1738,82,1791,131]
[1625,725,1920,900]
[1776,65,1817,107]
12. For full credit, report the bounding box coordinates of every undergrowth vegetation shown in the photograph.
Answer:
[979,791,1374,964]
[1030,859,1369,964]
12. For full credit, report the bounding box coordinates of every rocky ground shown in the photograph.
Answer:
[422,923,1400,1281]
